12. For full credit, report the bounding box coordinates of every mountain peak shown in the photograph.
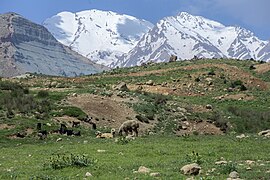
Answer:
[44,9,153,67]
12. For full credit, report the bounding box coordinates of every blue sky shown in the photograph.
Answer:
[0,0,269,40]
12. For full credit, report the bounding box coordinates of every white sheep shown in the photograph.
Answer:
[96,128,116,139]
[118,120,139,137]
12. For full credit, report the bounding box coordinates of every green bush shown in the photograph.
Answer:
[230,80,243,88]
[216,162,237,174]
[185,151,204,165]
[37,90,49,98]
[135,114,149,123]
[53,106,87,120]
[227,106,270,133]
[44,154,96,170]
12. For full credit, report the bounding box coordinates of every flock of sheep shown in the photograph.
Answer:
[36,119,140,140]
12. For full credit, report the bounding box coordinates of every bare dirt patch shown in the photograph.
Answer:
[0,124,15,130]
[255,63,270,74]
[175,121,224,136]
[67,94,155,134]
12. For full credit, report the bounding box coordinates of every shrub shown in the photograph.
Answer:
[249,65,256,70]
[195,77,200,82]
[185,151,204,165]
[230,80,243,88]
[44,154,96,170]
[53,106,87,120]
[37,90,49,98]
[208,69,216,76]
[240,84,247,91]
[216,162,237,174]
[135,114,149,123]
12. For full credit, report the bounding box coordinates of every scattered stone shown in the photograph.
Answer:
[85,172,92,177]
[71,93,78,97]
[177,107,187,113]
[97,149,106,153]
[150,172,161,177]
[134,166,151,174]
[245,160,255,165]
[236,134,246,139]
[56,138,62,142]
[206,104,213,109]
[145,80,154,86]
[114,82,129,91]
[180,163,201,175]
[215,161,228,165]
[258,129,270,137]
[229,171,239,179]
[246,167,252,170]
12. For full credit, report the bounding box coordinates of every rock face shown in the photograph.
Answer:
[0,12,108,77]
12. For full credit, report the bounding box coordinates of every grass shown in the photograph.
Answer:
[1,58,270,179]
[0,135,269,179]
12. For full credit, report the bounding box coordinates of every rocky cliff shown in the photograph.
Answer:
[0,12,108,77]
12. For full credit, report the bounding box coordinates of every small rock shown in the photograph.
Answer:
[56,138,62,142]
[97,149,106,153]
[83,140,88,144]
[215,160,228,165]
[245,160,255,165]
[85,172,92,177]
[180,163,201,175]
[177,107,187,113]
[246,167,252,170]
[135,166,151,174]
[229,171,239,179]
[206,104,213,109]
[150,172,161,177]
[146,80,154,86]
[258,129,270,137]
[236,134,246,139]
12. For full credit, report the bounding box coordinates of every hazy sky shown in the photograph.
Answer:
[0,0,269,40]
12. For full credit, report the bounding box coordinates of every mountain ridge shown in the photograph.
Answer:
[43,10,270,67]
[0,12,108,77]
[43,9,153,67]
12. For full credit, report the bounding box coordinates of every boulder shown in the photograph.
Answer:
[180,163,201,175]
[229,171,239,179]
[258,129,270,137]
[206,104,213,109]
[150,172,161,177]
[215,161,228,165]
[134,166,151,174]
[114,82,129,91]
[146,80,154,86]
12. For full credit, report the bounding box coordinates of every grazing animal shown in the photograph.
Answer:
[59,123,67,134]
[84,116,97,129]
[72,121,80,127]
[36,123,42,131]
[73,131,81,136]
[96,129,116,139]
[118,120,139,137]
[66,129,73,136]
[37,130,48,140]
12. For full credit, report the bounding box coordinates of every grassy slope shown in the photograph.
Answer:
[0,59,270,179]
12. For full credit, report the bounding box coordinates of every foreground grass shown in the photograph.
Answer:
[0,135,269,179]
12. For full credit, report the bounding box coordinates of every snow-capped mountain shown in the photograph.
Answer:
[43,10,153,67]
[119,12,268,67]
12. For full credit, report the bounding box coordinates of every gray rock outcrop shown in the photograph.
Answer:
[0,12,108,77]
